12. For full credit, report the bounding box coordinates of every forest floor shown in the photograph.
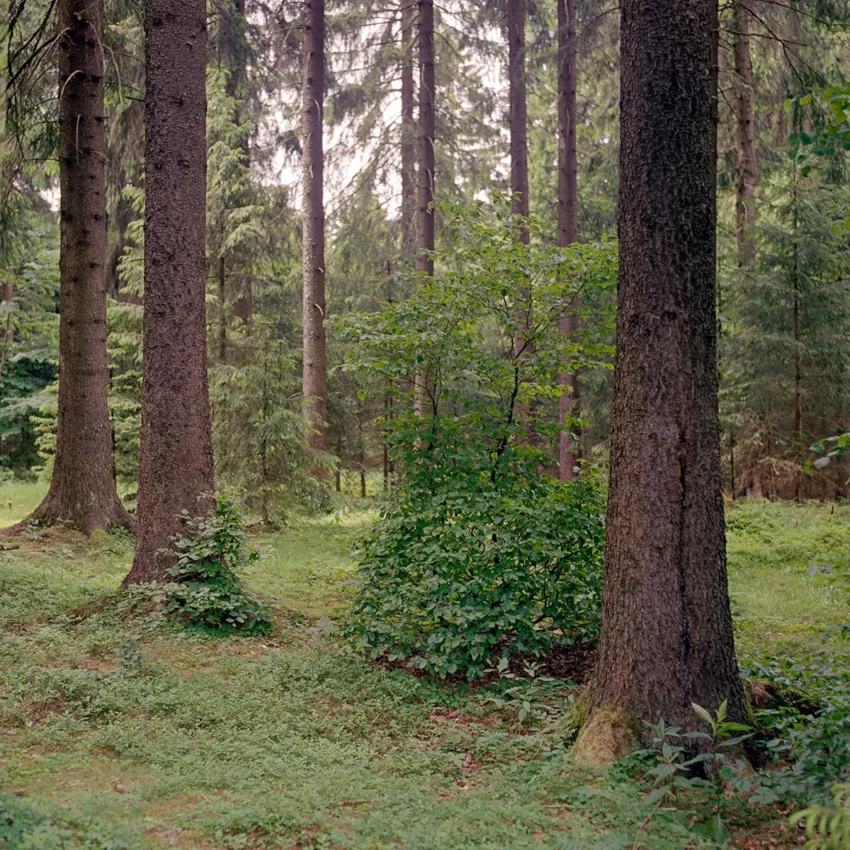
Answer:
[0,483,848,849]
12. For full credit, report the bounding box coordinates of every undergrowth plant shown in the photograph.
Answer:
[638,700,762,849]
[164,493,272,634]
[338,198,615,679]
[794,783,850,849]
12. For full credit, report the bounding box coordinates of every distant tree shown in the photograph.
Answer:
[302,0,329,456]
[733,0,757,268]
[29,0,132,535]
[573,0,748,764]
[557,0,580,481]
[508,0,529,242]
[125,0,215,583]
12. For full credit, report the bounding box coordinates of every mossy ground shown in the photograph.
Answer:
[0,484,846,849]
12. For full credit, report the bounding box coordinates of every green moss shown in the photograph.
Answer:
[572,704,638,767]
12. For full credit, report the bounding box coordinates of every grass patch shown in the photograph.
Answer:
[0,489,845,848]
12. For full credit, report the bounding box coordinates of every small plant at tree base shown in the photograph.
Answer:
[163,493,272,635]
[637,700,764,849]
[793,784,850,849]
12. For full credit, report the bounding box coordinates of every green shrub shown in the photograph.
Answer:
[163,493,272,635]
[345,472,605,679]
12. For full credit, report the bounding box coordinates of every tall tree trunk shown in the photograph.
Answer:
[734,0,757,268]
[558,0,580,481]
[414,0,435,416]
[507,0,529,244]
[401,0,416,259]
[221,0,253,328]
[792,182,802,452]
[125,0,214,583]
[573,0,747,765]
[30,0,132,535]
[302,0,328,454]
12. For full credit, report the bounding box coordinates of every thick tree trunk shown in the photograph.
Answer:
[414,0,435,416]
[302,0,328,454]
[30,0,132,536]
[558,0,580,481]
[573,0,747,766]
[124,0,214,583]
[734,0,757,268]
[401,0,416,259]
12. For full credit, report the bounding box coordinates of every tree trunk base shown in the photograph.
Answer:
[24,494,135,537]
[571,704,638,767]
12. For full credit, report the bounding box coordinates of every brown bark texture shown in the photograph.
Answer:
[416,0,435,276]
[413,0,435,417]
[401,0,417,259]
[578,0,747,756]
[302,0,328,454]
[125,0,214,583]
[507,0,529,242]
[31,0,131,535]
[557,0,580,481]
[734,0,757,268]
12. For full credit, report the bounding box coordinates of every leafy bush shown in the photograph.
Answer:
[743,654,850,804]
[345,472,605,679]
[163,493,272,635]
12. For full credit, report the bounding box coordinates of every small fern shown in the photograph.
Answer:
[793,784,850,849]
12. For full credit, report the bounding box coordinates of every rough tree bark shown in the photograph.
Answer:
[29,0,132,535]
[734,0,757,268]
[572,0,748,766]
[558,0,580,481]
[414,0,435,416]
[302,0,328,454]
[401,0,417,259]
[124,0,214,583]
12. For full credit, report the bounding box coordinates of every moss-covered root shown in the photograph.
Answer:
[571,705,638,767]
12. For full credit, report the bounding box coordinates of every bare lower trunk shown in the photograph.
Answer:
[734,0,757,268]
[124,0,214,583]
[558,0,580,481]
[302,0,328,454]
[414,0,435,416]
[573,0,746,766]
[31,0,131,536]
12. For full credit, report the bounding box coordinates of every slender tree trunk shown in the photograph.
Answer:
[734,0,757,268]
[573,0,747,765]
[218,255,228,364]
[792,183,802,451]
[558,0,580,481]
[414,0,435,416]
[401,0,416,259]
[0,282,13,382]
[30,0,131,535]
[302,0,328,454]
[507,0,529,243]
[221,0,253,327]
[124,0,214,583]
